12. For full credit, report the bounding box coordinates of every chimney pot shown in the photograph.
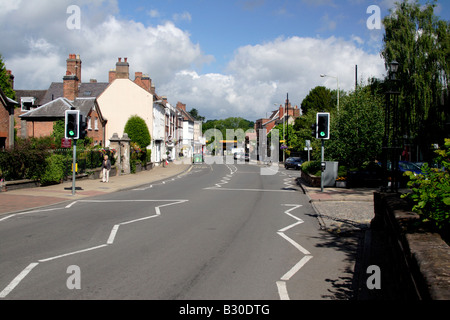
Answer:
[119,58,122,62]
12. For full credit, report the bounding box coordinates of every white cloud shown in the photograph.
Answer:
[2,0,212,90]
[161,36,385,121]
[2,0,386,122]
[172,12,192,23]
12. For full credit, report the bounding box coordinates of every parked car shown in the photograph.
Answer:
[285,157,303,170]
[398,161,423,175]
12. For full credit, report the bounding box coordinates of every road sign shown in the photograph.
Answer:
[61,138,72,148]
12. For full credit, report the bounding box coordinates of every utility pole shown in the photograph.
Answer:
[285,93,289,157]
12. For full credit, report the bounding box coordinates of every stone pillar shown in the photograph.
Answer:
[120,133,131,175]
[109,133,121,175]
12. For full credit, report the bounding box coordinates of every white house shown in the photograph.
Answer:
[97,78,153,148]
[97,58,154,149]
[152,100,166,163]
[176,102,195,158]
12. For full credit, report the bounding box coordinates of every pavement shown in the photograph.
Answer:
[0,161,193,217]
[297,178,377,234]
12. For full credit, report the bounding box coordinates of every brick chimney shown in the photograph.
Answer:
[63,54,81,101]
[63,71,79,101]
[278,105,284,120]
[134,72,152,92]
[109,69,116,83]
[177,102,186,112]
[116,57,129,79]
[66,54,81,83]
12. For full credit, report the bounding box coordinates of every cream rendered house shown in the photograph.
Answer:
[97,58,153,148]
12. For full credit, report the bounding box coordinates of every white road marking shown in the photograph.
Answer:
[277,232,311,255]
[280,255,314,281]
[38,245,109,263]
[0,208,64,222]
[0,263,39,298]
[204,187,296,192]
[0,199,188,298]
[276,281,290,300]
[277,204,313,300]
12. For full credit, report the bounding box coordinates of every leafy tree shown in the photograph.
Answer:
[202,117,254,138]
[326,86,384,169]
[301,86,335,115]
[381,0,450,161]
[0,54,15,100]
[188,108,205,122]
[124,115,151,149]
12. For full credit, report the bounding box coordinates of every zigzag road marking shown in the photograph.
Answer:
[276,204,313,300]
[0,199,188,298]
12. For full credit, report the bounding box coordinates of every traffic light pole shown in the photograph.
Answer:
[72,141,76,196]
[321,139,325,193]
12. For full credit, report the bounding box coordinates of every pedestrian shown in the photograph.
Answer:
[101,155,111,183]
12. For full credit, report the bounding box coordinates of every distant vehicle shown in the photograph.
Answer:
[398,161,423,175]
[234,152,242,160]
[285,157,303,170]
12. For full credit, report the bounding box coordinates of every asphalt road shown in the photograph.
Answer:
[0,161,359,300]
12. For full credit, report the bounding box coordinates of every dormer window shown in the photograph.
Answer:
[20,97,36,111]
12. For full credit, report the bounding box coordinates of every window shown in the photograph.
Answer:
[94,117,98,131]
[20,97,36,111]
[87,116,92,130]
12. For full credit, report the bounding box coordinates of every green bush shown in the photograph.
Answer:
[124,115,151,149]
[0,139,49,181]
[402,139,450,233]
[40,154,66,186]
[301,160,322,176]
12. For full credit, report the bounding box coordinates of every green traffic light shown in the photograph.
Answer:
[320,132,326,137]
[69,131,75,136]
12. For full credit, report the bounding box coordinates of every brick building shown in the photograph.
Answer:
[0,87,18,149]
[16,54,108,145]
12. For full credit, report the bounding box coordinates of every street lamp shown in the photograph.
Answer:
[320,74,340,113]
[383,60,401,192]
[389,60,399,80]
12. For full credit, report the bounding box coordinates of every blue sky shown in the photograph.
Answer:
[1,0,449,121]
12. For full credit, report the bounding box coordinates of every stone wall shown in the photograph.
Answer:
[371,192,450,300]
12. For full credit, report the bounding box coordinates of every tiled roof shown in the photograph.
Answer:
[41,82,109,104]
[14,90,47,106]
[19,97,99,119]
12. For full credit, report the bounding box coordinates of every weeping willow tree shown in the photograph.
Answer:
[381,0,450,161]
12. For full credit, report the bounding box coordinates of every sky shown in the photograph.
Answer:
[0,0,449,121]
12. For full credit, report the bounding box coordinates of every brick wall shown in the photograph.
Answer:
[86,109,105,146]
[26,121,54,138]
[0,102,10,148]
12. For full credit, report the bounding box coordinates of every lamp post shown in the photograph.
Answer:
[320,74,340,113]
[274,103,286,163]
[383,60,400,192]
